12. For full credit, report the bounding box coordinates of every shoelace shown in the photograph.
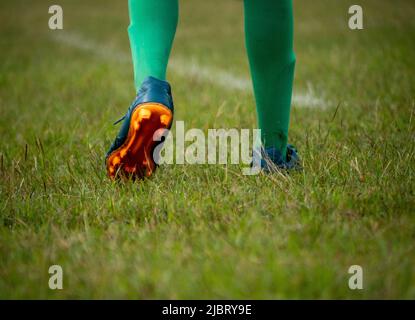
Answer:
[113,116,125,125]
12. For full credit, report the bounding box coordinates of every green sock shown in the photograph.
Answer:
[128,0,178,91]
[244,0,295,157]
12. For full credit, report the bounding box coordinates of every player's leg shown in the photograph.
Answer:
[244,0,299,170]
[106,0,178,179]
[129,0,178,90]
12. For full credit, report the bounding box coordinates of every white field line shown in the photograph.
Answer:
[51,32,326,108]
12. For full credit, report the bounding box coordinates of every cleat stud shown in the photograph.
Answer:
[120,149,127,158]
[160,114,170,126]
[139,108,152,119]
[113,156,121,165]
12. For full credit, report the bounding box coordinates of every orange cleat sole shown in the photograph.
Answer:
[106,103,173,180]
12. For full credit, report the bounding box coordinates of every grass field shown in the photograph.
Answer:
[0,0,414,299]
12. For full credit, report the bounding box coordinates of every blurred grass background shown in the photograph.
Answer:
[0,0,414,298]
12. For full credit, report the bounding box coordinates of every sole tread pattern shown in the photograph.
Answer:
[106,103,173,180]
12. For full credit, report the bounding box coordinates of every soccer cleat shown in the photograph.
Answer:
[106,76,174,179]
[252,144,301,172]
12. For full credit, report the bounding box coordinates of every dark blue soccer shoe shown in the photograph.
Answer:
[252,144,301,172]
[106,76,174,179]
